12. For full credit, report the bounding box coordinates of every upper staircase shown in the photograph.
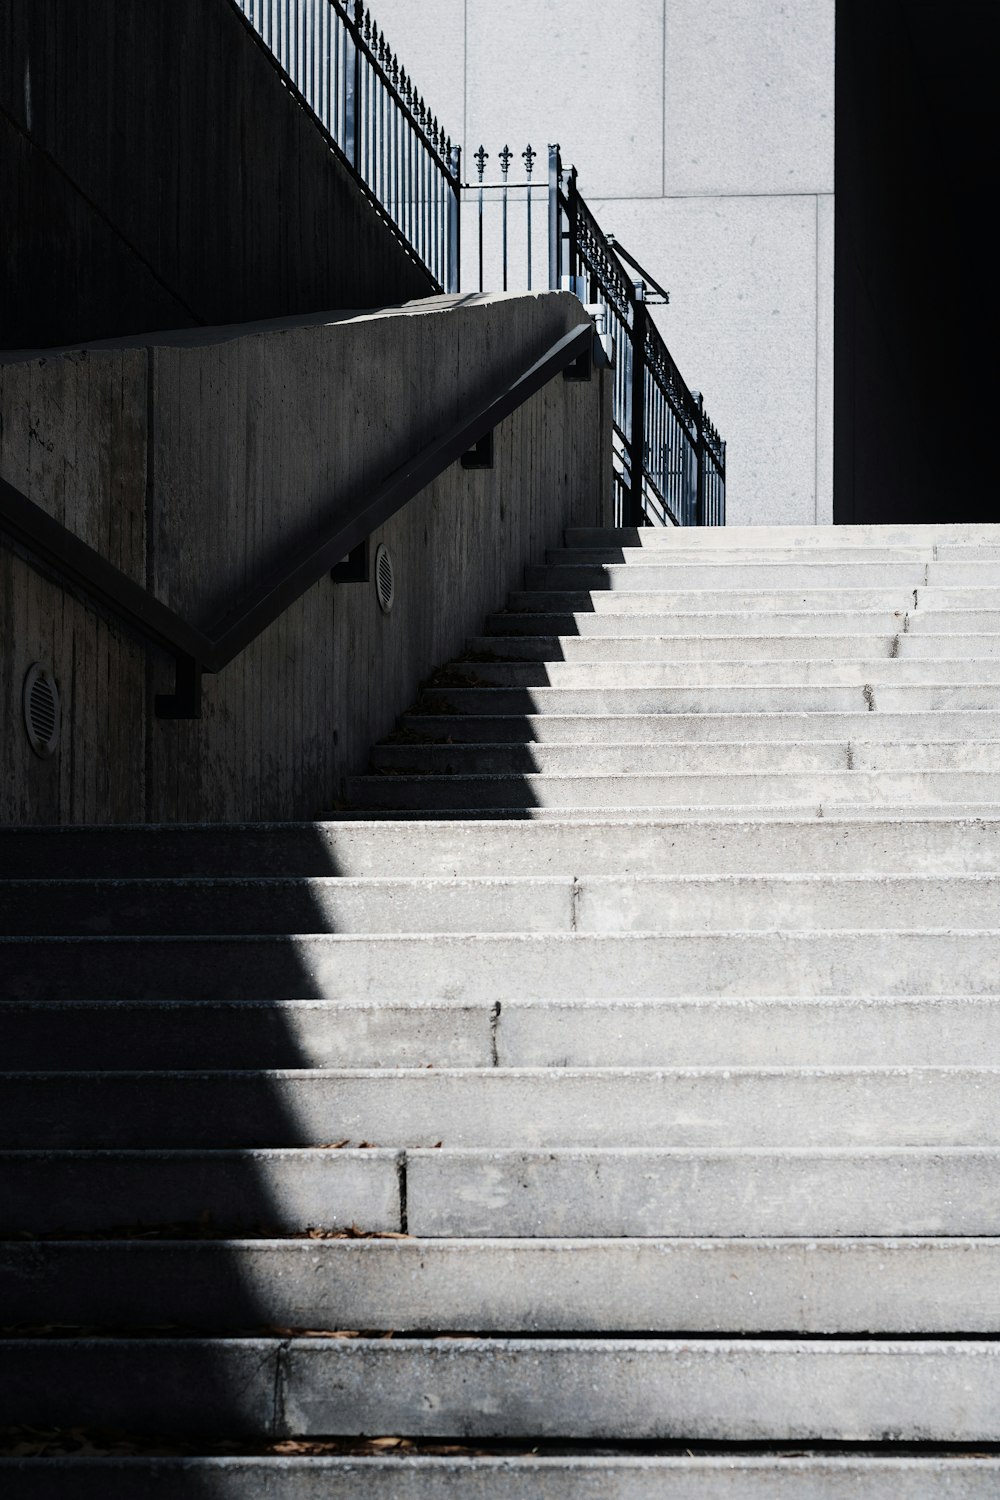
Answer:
[2,522,999,1495]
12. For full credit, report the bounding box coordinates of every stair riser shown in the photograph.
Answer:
[440,660,1000,686]
[485,610,913,636]
[5,1069,995,1149]
[565,523,1000,546]
[0,1456,996,1499]
[507,589,998,611]
[8,873,1000,937]
[399,710,1000,743]
[5,815,997,878]
[0,877,576,937]
[3,1240,998,1332]
[3,1339,997,1440]
[486,609,1000,636]
[371,741,1000,774]
[7,995,997,1071]
[470,632,1000,661]
[349,771,1000,811]
[416,685,1000,713]
[408,1152,1000,1238]
[0,1149,401,1234]
[5,930,1000,1002]
[525,562,1000,589]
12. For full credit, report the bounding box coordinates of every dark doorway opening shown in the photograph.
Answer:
[834,0,999,525]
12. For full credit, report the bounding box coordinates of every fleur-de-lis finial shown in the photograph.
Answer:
[474,145,488,181]
[499,144,513,179]
[522,144,536,177]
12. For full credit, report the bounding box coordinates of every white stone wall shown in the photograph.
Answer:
[373,0,835,526]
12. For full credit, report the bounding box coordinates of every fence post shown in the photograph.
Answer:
[548,144,562,291]
[693,390,706,527]
[447,144,461,294]
[628,285,647,528]
[345,0,363,170]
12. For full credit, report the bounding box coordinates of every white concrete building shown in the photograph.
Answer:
[371,0,996,531]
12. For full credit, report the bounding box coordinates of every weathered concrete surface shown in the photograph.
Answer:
[406,1148,1000,1237]
[3,1238,998,1332]
[3,1337,998,1440]
[6,929,1000,1002]
[3,815,999,878]
[6,1067,996,1150]
[2,1455,998,1500]
[280,1338,1000,1440]
[0,292,611,824]
[0,1148,402,1234]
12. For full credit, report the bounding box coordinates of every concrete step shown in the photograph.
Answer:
[564,522,1000,546]
[7,994,996,1072]
[4,814,997,878]
[397,709,1000,743]
[414,683,1000,714]
[468,632,906,660]
[6,1146,997,1239]
[523,562,931,590]
[546,546,942,565]
[3,1336,997,1440]
[405,1149,1000,1239]
[8,872,1000,938]
[5,928,1000,1002]
[485,608,1000,637]
[348,770,1000,812]
[485,609,912,636]
[329,802,1000,823]
[1,1455,996,1499]
[371,739,1000,775]
[528,558,1000,589]
[6,1066,997,1149]
[496,995,1000,1067]
[0,1148,402,1234]
[438,658,1000,686]
[4,1238,999,1332]
[507,587,1000,612]
[0,875,579,937]
[0,999,495,1070]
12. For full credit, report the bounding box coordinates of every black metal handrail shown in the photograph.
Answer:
[553,150,725,528]
[464,144,725,527]
[234,0,461,292]
[0,321,593,720]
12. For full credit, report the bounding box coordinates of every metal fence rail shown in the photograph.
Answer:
[232,1,723,525]
[235,0,460,292]
[465,144,724,526]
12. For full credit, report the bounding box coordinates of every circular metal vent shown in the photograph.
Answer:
[374,544,395,614]
[23,663,60,759]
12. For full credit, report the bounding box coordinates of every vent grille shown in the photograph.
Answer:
[374,544,395,614]
[23,663,60,759]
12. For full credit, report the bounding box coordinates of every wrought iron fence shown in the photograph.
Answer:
[232,2,723,525]
[470,144,725,527]
[235,0,461,292]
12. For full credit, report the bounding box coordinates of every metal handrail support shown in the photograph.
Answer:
[628,291,648,530]
[0,322,595,719]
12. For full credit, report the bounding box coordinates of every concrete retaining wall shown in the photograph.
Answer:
[0,291,612,824]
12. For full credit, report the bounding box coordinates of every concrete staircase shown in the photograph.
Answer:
[2,522,1000,1495]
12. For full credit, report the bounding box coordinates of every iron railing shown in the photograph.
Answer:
[235,0,461,292]
[468,145,724,527]
[234,5,722,525]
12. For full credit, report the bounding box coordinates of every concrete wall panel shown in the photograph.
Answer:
[0,293,611,825]
[663,0,835,196]
[466,0,665,199]
[591,192,820,525]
